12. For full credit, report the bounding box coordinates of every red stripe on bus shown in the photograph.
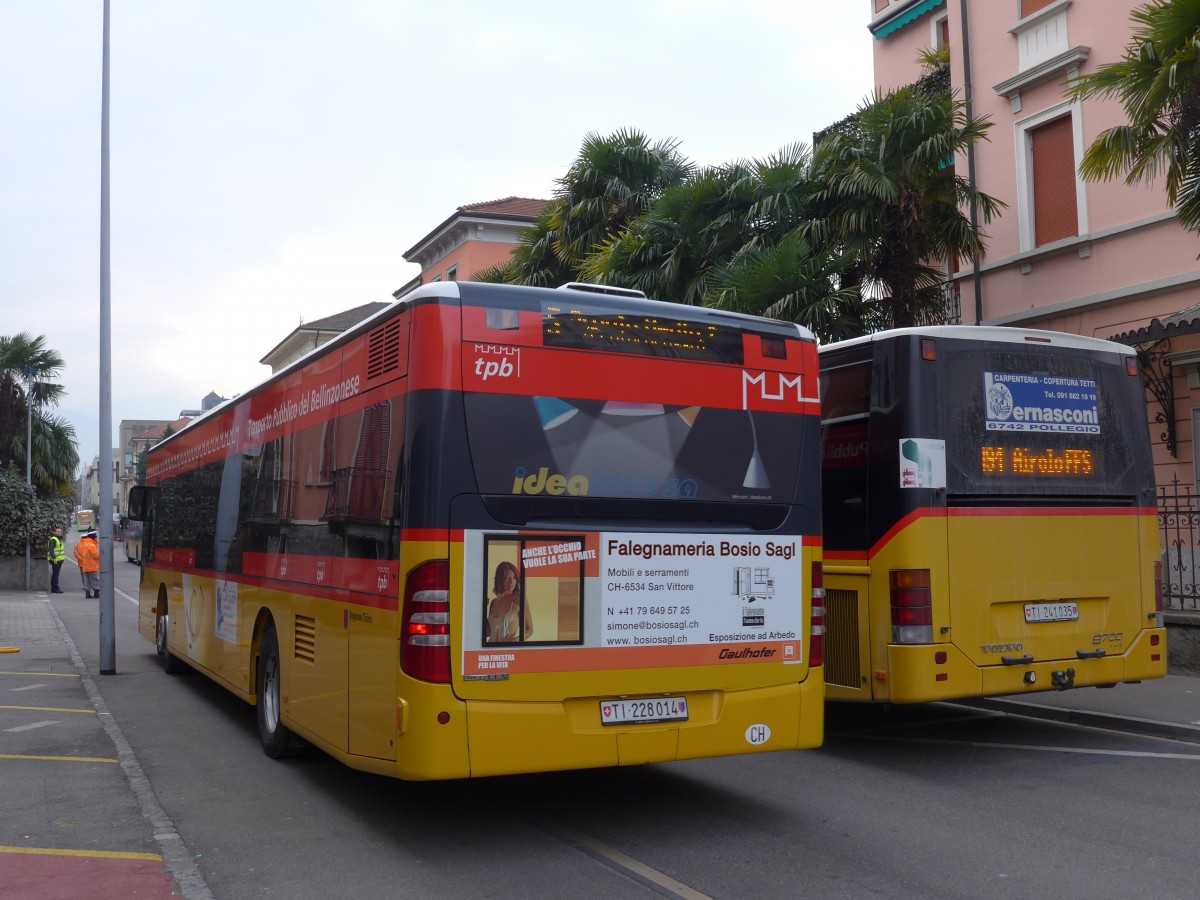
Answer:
[867,504,1154,559]
[145,563,399,611]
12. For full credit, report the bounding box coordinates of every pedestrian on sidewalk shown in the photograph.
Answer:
[47,525,66,594]
[74,529,100,598]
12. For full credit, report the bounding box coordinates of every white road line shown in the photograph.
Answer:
[117,587,137,606]
[871,735,1200,760]
[5,720,59,733]
[550,823,712,900]
[9,684,47,692]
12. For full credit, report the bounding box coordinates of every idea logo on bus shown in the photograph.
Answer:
[472,345,521,381]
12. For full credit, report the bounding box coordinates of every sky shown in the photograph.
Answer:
[1,1,875,475]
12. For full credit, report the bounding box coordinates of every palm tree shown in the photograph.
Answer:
[580,161,759,303]
[0,333,79,497]
[551,128,694,272]
[707,233,866,343]
[582,143,833,308]
[1069,0,1200,232]
[814,85,1004,328]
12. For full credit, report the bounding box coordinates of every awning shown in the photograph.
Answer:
[872,0,948,40]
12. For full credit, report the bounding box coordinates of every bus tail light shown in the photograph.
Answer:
[1154,560,1164,625]
[401,560,450,683]
[809,562,824,668]
[890,569,933,644]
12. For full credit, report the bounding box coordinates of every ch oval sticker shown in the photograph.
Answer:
[745,723,771,745]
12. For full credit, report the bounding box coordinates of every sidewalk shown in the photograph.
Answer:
[961,673,1200,743]
[0,589,211,900]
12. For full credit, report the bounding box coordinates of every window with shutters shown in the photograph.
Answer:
[1031,115,1077,246]
[1015,104,1085,251]
[1021,0,1058,16]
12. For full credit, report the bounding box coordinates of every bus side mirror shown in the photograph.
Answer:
[127,485,152,521]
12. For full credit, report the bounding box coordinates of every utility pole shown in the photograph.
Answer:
[98,0,115,674]
[24,367,34,591]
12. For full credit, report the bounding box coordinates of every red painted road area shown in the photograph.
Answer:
[0,851,178,899]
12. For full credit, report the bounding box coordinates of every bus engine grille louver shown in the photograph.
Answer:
[294,615,317,664]
[824,589,860,688]
[366,319,403,381]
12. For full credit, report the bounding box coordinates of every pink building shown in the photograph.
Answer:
[398,196,549,291]
[869,0,1200,504]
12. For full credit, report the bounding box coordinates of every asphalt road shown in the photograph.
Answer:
[47,554,1200,900]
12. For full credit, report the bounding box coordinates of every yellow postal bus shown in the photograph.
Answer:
[819,326,1165,703]
[128,281,825,779]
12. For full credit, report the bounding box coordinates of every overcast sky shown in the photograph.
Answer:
[1,1,875,475]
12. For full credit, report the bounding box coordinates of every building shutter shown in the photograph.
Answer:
[1021,0,1058,16]
[1031,115,1078,247]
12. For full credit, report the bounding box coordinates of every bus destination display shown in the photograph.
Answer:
[980,447,1094,477]
[541,304,745,363]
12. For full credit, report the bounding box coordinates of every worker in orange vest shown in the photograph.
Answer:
[74,530,100,598]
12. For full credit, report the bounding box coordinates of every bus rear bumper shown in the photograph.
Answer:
[883,630,1168,704]
[455,675,824,779]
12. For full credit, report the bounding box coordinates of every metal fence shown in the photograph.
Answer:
[1158,474,1200,610]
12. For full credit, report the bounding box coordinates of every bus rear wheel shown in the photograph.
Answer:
[257,627,297,758]
[157,611,184,674]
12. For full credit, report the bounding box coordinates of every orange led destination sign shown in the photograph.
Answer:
[981,447,1094,476]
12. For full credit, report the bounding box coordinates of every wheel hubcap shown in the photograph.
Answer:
[263,654,279,734]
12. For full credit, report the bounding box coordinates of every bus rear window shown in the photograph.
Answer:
[464,393,804,506]
[942,345,1148,497]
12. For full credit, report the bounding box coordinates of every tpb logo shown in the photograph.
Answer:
[473,345,520,381]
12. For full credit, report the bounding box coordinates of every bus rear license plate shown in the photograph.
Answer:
[1024,602,1079,623]
[600,698,688,726]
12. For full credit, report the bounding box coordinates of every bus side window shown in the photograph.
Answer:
[821,363,871,550]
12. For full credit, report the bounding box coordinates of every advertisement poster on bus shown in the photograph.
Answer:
[461,530,807,678]
[983,372,1101,434]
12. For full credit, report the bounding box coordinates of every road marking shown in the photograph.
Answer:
[0,705,93,714]
[551,823,712,900]
[4,720,59,733]
[0,845,160,861]
[0,754,118,763]
[869,735,1200,760]
[0,670,79,678]
[831,711,999,737]
[9,684,47,692]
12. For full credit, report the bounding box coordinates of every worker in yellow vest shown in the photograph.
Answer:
[47,526,66,594]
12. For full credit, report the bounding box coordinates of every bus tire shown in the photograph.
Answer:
[157,612,184,675]
[257,627,297,759]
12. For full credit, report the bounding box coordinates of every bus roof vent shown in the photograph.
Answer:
[557,282,647,299]
[367,318,403,381]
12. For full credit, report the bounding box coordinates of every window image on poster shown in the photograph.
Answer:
[481,534,588,646]
[462,531,806,678]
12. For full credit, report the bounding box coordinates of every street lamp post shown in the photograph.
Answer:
[23,367,35,591]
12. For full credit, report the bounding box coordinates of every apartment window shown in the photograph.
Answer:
[1021,0,1058,16]
[1016,103,1085,251]
[933,11,949,49]
[447,266,458,282]
[1031,115,1077,246]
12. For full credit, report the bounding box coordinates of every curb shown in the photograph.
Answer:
[956,696,1200,745]
[46,599,216,900]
